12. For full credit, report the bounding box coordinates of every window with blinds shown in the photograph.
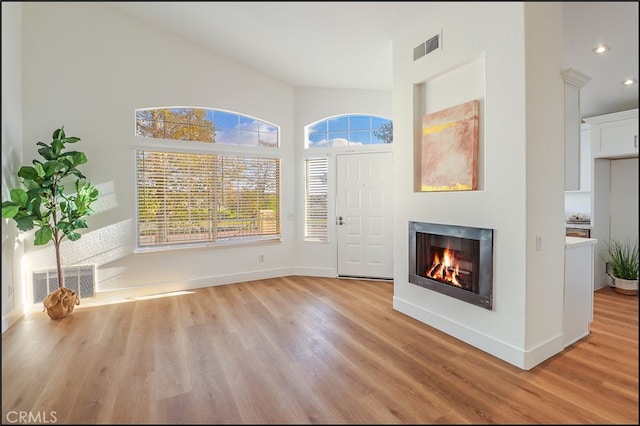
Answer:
[136,151,280,249]
[304,157,328,241]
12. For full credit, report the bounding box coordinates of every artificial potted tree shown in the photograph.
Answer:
[1,126,99,319]
[603,237,639,296]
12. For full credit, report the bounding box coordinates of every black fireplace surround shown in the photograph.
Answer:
[408,221,494,310]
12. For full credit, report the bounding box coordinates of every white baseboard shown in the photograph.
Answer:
[2,306,27,334]
[393,295,565,371]
[292,266,336,277]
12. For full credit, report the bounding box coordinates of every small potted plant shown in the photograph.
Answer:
[602,237,639,295]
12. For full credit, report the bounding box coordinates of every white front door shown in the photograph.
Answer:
[336,152,393,279]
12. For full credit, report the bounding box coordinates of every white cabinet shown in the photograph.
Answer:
[580,124,591,191]
[566,124,591,192]
[564,237,597,347]
[585,109,639,159]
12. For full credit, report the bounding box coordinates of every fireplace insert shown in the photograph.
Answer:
[408,221,494,310]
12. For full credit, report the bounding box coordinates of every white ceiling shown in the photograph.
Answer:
[106,1,638,119]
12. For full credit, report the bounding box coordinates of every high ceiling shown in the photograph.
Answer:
[106,2,638,119]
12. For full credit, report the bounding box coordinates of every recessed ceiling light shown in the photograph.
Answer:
[622,78,637,86]
[592,44,610,55]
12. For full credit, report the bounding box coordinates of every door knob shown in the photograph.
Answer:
[338,216,344,225]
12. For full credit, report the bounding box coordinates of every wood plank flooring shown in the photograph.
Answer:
[2,276,638,424]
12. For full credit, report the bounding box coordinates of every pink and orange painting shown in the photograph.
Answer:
[420,99,479,191]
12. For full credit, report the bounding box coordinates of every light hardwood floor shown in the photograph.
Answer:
[2,276,638,424]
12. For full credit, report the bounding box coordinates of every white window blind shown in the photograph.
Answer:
[137,150,280,248]
[304,157,328,241]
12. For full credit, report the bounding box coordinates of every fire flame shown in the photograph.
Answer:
[427,247,463,287]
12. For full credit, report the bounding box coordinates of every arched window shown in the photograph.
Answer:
[305,114,392,148]
[135,107,280,250]
[135,107,279,147]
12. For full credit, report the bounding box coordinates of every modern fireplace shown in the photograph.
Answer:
[409,221,494,310]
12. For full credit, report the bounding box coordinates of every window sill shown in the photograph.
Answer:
[134,237,281,254]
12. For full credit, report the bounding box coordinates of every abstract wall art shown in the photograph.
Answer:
[420,99,479,191]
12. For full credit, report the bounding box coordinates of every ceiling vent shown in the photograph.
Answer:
[413,32,441,61]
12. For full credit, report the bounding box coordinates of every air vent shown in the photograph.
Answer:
[413,33,441,61]
[413,44,426,61]
[33,265,96,302]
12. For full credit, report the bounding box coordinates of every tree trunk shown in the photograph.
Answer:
[54,237,64,288]
[51,188,64,289]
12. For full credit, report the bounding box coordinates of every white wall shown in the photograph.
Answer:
[564,192,591,218]
[293,88,392,276]
[1,2,26,332]
[600,157,639,287]
[19,3,299,303]
[610,158,639,244]
[391,2,566,369]
[523,2,567,365]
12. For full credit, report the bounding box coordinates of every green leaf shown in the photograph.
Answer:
[34,216,50,227]
[72,152,88,166]
[51,139,65,156]
[52,127,65,140]
[62,136,80,144]
[28,187,48,199]
[25,195,42,216]
[33,162,45,178]
[43,160,64,177]
[34,226,53,245]
[66,231,81,241]
[17,166,39,181]
[68,170,86,180]
[10,188,28,205]
[2,204,19,219]
[37,145,55,161]
[23,179,40,190]
[15,216,35,232]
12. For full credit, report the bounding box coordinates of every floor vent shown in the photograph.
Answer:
[32,265,96,302]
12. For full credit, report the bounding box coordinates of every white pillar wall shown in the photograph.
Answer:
[391,3,566,370]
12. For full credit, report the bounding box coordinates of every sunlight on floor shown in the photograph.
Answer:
[129,290,195,301]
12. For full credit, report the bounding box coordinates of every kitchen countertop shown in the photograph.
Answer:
[566,236,597,247]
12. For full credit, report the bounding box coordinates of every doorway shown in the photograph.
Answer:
[336,152,393,279]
